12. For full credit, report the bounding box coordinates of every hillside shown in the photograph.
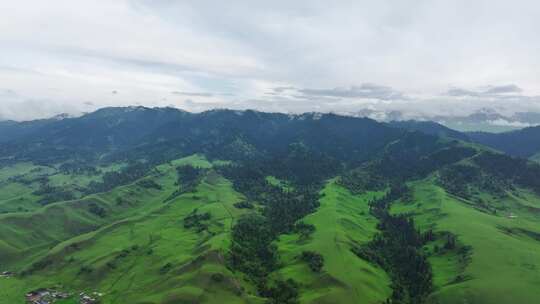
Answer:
[1,108,540,304]
[389,120,470,141]
[469,126,540,159]
[0,107,403,166]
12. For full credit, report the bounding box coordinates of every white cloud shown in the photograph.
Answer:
[1,0,540,120]
[487,119,532,128]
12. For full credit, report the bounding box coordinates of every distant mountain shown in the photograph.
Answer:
[0,107,406,165]
[347,108,540,133]
[433,108,533,133]
[468,126,540,159]
[12,106,540,165]
[0,118,58,143]
[388,120,470,141]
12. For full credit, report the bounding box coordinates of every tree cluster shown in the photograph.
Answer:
[136,179,162,190]
[58,162,100,175]
[88,202,107,218]
[474,152,540,194]
[222,148,329,303]
[353,184,433,304]
[86,162,150,194]
[33,179,75,206]
[300,251,324,272]
[338,169,386,194]
[163,165,204,202]
[233,201,254,209]
[183,209,211,232]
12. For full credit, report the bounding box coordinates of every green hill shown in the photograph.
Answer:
[469,126,540,159]
[392,179,540,304]
[1,108,540,304]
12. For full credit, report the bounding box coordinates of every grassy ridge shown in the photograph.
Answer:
[0,162,125,213]
[391,179,540,304]
[275,182,391,303]
[3,155,540,303]
[0,155,264,303]
[0,163,48,213]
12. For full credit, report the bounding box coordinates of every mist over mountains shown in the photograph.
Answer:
[346,107,540,133]
[3,105,540,134]
[3,106,540,164]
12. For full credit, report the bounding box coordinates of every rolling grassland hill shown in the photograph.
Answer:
[0,107,539,304]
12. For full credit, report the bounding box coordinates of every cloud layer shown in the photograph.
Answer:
[1,1,540,120]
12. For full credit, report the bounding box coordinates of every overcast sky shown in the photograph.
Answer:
[1,0,540,120]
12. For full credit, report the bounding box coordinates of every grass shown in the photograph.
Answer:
[0,163,47,213]
[0,155,265,304]
[169,154,213,168]
[0,182,40,213]
[265,176,294,192]
[0,163,53,180]
[274,181,391,304]
[0,162,127,214]
[3,155,540,303]
[390,178,540,304]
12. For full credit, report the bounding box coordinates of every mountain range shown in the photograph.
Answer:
[390,119,540,161]
[347,108,540,133]
[0,107,539,304]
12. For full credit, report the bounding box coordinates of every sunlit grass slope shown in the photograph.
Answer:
[0,162,125,213]
[391,179,540,304]
[4,154,540,304]
[275,181,391,304]
[0,155,263,304]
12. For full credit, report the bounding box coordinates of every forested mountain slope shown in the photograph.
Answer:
[0,118,59,143]
[468,126,540,159]
[0,107,402,165]
[1,108,539,304]
[389,120,470,142]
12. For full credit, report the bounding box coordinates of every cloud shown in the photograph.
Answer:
[297,84,406,101]
[271,86,296,93]
[0,99,84,121]
[265,83,406,104]
[446,87,480,97]
[171,91,214,97]
[1,1,540,119]
[487,118,532,128]
[446,84,526,98]
[484,84,522,94]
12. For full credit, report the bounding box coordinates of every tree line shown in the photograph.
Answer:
[219,146,334,303]
[352,184,433,304]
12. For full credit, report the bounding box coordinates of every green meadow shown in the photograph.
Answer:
[0,156,262,303]
[2,155,540,303]
[275,182,391,304]
[391,179,540,304]
[0,162,125,214]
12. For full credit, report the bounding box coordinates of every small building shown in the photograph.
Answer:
[25,289,51,303]
[1,271,14,278]
[80,292,99,304]
[25,288,71,304]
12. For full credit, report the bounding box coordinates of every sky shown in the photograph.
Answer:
[1,0,540,121]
